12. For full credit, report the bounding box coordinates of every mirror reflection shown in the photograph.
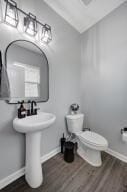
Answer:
[6,40,49,103]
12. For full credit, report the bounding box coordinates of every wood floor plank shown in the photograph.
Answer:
[1,152,127,192]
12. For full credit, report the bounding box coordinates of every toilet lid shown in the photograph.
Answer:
[79,131,108,147]
[66,113,84,120]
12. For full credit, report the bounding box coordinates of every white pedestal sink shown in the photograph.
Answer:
[13,112,56,188]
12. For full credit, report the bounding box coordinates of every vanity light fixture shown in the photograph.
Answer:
[3,0,52,44]
[41,24,52,44]
[24,13,37,36]
[4,0,19,27]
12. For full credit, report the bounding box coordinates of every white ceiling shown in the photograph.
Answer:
[44,0,126,33]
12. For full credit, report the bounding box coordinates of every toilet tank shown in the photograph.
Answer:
[66,114,84,134]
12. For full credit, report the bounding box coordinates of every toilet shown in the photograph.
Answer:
[66,113,108,167]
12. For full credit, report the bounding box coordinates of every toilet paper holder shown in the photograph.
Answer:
[121,127,127,134]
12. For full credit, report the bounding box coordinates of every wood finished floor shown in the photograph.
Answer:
[1,152,127,192]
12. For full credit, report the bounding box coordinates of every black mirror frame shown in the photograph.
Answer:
[5,39,49,104]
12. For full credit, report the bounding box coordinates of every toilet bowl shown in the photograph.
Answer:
[66,114,108,167]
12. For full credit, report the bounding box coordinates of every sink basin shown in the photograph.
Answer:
[13,112,56,133]
[13,112,56,188]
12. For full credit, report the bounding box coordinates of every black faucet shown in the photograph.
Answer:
[26,100,40,116]
[31,100,37,115]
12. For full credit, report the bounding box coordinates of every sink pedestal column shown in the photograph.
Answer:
[25,131,43,188]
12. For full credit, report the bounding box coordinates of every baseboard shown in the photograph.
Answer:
[40,147,60,163]
[0,147,60,190]
[1,147,126,190]
[106,148,127,163]
[0,168,25,190]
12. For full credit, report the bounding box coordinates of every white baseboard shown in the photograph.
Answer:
[106,148,127,163]
[40,147,60,163]
[0,168,25,190]
[0,147,60,190]
[1,147,126,190]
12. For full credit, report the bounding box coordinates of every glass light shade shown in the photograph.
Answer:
[24,13,37,36]
[41,24,52,44]
[4,0,19,27]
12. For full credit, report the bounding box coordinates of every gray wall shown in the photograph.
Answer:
[81,2,127,156]
[0,0,81,180]
[1,0,127,182]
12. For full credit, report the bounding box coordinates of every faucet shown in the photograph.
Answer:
[31,100,37,115]
[26,100,40,116]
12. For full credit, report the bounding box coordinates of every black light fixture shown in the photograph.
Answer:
[3,0,52,44]
[4,0,19,27]
[24,13,37,36]
[41,24,52,44]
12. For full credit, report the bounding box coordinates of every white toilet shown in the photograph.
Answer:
[66,113,108,167]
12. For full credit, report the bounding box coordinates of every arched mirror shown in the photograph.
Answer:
[5,40,49,103]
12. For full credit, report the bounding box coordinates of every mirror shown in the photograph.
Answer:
[5,40,49,103]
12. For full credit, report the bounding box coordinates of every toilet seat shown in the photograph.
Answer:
[77,131,108,147]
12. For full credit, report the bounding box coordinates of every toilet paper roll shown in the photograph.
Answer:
[122,132,127,142]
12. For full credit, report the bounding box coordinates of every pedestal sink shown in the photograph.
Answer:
[13,112,56,188]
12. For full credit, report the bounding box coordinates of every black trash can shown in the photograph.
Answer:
[64,141,74,163]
